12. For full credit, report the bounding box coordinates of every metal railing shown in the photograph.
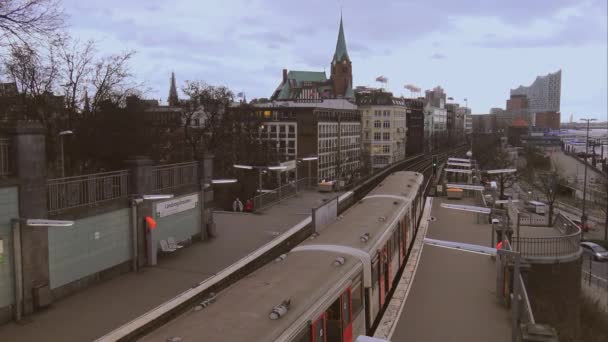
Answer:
[152,161,198,193]
[0,137,9,177]
[47,170,130,213]
[510,213,581,260]
[252,178,312,212]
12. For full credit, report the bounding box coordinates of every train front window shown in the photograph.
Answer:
[351,278,363,316]
[341,291,351,326]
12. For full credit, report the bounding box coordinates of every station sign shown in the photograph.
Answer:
[156,194,199,218]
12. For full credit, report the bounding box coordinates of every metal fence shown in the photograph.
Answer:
[0,137,9,177]
[47,170,130,213]
[510,213,581,259]
[152,161,198,193]
[252,178,312,212]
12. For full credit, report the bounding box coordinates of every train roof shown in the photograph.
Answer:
[141,251,360,342]
[300,171,424,254]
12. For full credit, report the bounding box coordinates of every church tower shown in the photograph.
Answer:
[330,15,352,98]
[168,72,179,106]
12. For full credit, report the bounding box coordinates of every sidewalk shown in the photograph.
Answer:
[390,197,511,342]
[0,190,338,342]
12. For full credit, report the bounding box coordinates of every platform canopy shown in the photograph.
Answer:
[448,157,471,163]
[440,203,492,214]
[424,238,497,256]
[446,183,484,191]
[444,168,472,174]
[447,161,472,167]
[486,168,517,174]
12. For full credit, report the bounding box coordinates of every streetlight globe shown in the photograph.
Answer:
[466,151,472,158]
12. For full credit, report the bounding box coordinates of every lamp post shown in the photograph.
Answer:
[580,118,597,239]
[300,156,318,188]
[130,194,174,272]
[11,219,75,321]
[58,130,73,178]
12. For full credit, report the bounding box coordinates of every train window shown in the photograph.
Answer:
[342,291,351,326]
[351,278,363,316]
[371,259,379,288]
[313,319,324,342]
[293,325,312,342]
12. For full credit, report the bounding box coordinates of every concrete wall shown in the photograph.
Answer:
[48,208,131,290]
[0,186,19,319]
[526,259,581,342]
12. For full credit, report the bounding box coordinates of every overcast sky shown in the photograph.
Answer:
[64,0,607,121]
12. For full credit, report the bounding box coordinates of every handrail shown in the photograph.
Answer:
[47,170,130,213]
[152,161,198,193]
[510,213,581,259]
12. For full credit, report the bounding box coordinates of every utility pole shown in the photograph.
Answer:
[580,118,597,239]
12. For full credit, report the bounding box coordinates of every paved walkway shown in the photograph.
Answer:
[391,197,511,342]
[0,191,338,342]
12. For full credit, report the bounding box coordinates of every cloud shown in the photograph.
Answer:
[473,15,607,48]
[430,53,446,60]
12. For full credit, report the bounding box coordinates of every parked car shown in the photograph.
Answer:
[524,200,546,215]
[580,242,608,262]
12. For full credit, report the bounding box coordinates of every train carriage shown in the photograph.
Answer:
[140,171,425,342]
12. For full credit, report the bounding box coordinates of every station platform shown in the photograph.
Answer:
[385,197,511,342]
[0,191,340,342]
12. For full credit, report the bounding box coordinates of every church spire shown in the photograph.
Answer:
[332,15,350,63]
[168,72,179,106]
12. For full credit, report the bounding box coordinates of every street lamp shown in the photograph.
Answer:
[11,218,75,321]
[580,118,597,239]
[131,194,174,272]
[58,130,73,178]
[299,156,318,188]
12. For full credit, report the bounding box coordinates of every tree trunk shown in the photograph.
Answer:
[548,204,554,227]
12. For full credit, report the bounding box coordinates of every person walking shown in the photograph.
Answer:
[244,199,253,212]
[233,198,243,212]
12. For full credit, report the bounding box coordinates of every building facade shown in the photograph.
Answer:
[356,90,407,171]
[249,104,361,183]
[532,111,561,131]
[510,70,561,113]
[423,87,448,151]
[255,14,361,185]
[405,98,425,156]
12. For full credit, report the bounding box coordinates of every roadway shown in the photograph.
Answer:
[0,190,339,342]
[391,197,511,342]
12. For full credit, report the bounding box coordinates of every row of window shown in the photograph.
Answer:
[372,144,392,154]
[372,132,392,141]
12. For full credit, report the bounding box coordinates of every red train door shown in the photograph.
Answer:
[379,248,386,307]
[312,313,326,342]
[341,289,353,342]
[386,242,393,292]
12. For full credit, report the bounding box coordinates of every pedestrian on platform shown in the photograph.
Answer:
[233,198,243,212]
[244,199,253,212]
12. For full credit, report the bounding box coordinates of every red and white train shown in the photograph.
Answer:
[141,171,426,342]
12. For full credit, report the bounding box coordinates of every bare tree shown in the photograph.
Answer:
[57,38,95,120]
[0,0,64,47]
[594,176,608,240]
[90,50,138,111]
[524,163,565,226]
[3,42,59,124]
[485,147,517,200]
[180,80,233,160]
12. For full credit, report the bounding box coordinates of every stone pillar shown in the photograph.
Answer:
[125,157,154,267]
[8,122,48,314]
[201,153,214,184]
[200,154,214,240]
